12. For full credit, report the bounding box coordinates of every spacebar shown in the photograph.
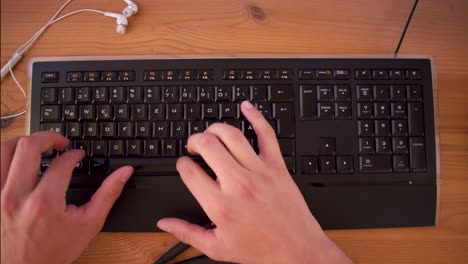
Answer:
[109,158,180,176]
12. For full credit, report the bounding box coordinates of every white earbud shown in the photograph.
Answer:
[104,12,128,34]
[122,0,138,17]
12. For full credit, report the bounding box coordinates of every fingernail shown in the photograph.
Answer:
[157,220,169,232]
[121,166,134,183]
[243,100,254,109]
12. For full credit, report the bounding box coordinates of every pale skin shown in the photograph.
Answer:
[1,101,352,264]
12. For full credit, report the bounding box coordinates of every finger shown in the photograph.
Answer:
[240,101,283,164]
[157,218,218,255]
[187,133,247,183]
[205,123,261,171]
[4,132,69,197]
[1,137,20,190]
[36,149,85,201]
[81,166,133,222]
[177,156,220,211]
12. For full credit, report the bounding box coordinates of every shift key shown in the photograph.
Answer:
[410,137,426,172]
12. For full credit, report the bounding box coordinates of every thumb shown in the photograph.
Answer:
[157,218,218,255]
[83,166,134,222]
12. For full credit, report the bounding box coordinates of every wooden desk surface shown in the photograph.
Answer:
[1,0,467,263]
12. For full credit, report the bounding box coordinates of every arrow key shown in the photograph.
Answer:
[319,156,336,173]
[302,156,318,174]
[337,156,354,173]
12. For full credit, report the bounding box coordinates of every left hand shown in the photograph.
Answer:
[1,131,133,264]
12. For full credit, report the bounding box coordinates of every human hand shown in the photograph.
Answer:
[1,131,133,264]
[157,101,352,264]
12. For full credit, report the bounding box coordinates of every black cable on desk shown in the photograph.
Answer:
[394,0,420,58]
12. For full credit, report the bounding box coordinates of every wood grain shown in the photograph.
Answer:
[1,0,468,263]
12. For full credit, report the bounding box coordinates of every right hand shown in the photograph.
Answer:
[158,101,352,264]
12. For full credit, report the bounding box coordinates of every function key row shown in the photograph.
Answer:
[67,71,135,82]
[143,70,212,81]
[223,69,292,80]
[356,69,421,80]
[299,69,350,80]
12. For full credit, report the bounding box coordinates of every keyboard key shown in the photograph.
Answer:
[319,138,336,155]
[359,155,392,173]
[202,104,219,119]
[167,104,183,120]
[180,86,197,102]
[108,158,179,175]
[93,87,108,104]
[135,122,151,138]
[216,86,233,101]
[73,160,89,175]
[118,71,135,81]
[374,120,390,136]
[162,86,179,102]
[180,70,196,80]
[198,86,214,102]
[318,103,334,120]
[269,85,293,102]
[335,102,352,120]
[127,87,143,103]
[144,140,159,157]
[109,140,124,156]
[319,156,336,173]
[374,103,390,119]
[149,104,165,120]
[299,85,316,119]
[66,122,81,138]
[102,71,118,81]
[356,85,373,101]
[144,70,163,81]
[67,72,83,82]
[391,102,407,119]
[317,85,333,101]
[84,72,100,82]
[393,155,409,172]
[278,139,295,156]
[42,72,59,83]
[58,88,74,104]
[161,139,177,156]
[220,103,238,119]
[355,69,371,80]
[334,69,350,80]
[79,105,95,121]
[197,70,212,80]
[126,140,142,156]
[389,70,405,80]
[302,156,318,174]
[76,88,90,103]
[169,121,187,139]
[337,156,353,173]
[223,69,243,80]
[184,104,201,120]
[359,137,375,154]
[299,69,316,80]
[407,85,423,101]
[373,85,390,101]
[62,105,77,121]
[373,70,388,80]
[408,102,424,136]
[256,103,272,119]
[406,70,422,80]
[316,69,333,80]
[259,69,275,80]
[144,86,161,103]
[189,121,205,135]
[83,122,98,138]
[358,120,374,136]
[390,85,406,101]
[110,87,126,103]
[89,158,109,175]
[96,105,112,121]
[410,137,426,172]
[251,85,268,102]
[334,85,351,101]
[392,120,408,136]
[162,70,178,81]
[277,69,292,80]
[100,122,115,138]
[41,88,56,104]
[233,85,250,101]
[392,137,408,154]
[91,140,108,157]
[40,123,63,134]
[114,104,129,121]
[375,137,391,154]
[357,103,373,119]
[41,105,61,121]
[117,122,133,138]
[284,157,296,173]
[274,103,295,138]
[153,121,169,138]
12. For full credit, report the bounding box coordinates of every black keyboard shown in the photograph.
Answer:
[30,58,438,231]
